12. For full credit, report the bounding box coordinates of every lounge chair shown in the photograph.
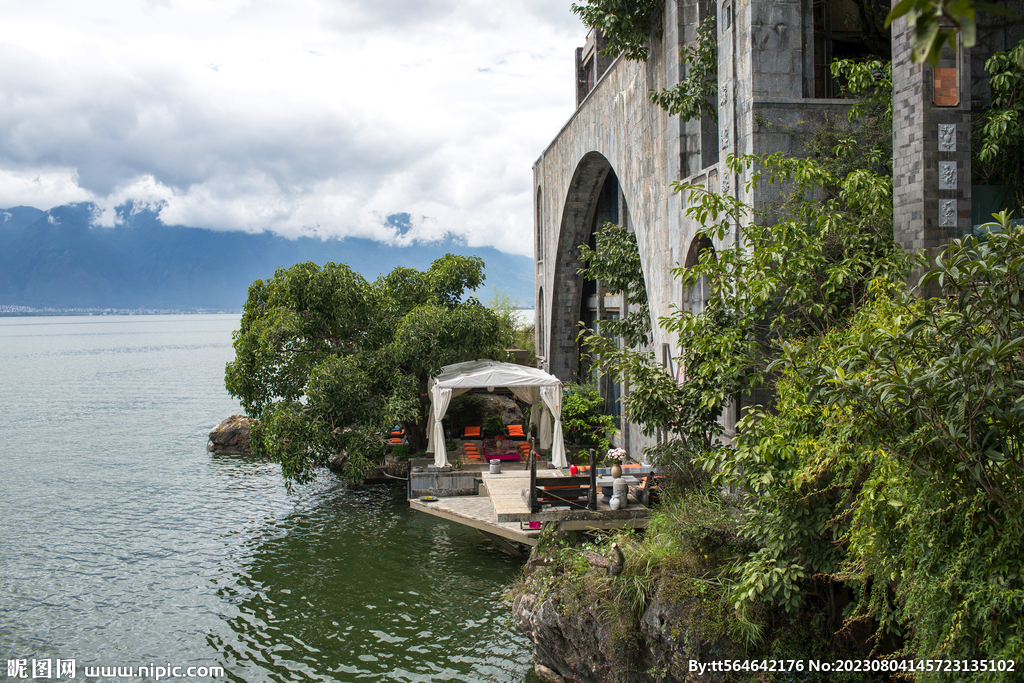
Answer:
[506,424,526,439]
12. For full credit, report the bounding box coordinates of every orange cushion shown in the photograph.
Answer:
[389,438,403,443]
[463,426,481,437]
[507,425,526,437]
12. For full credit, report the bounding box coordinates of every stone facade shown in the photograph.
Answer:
[533,0,1015,454]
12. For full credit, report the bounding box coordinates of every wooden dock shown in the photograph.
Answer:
[410,468,650,554]
[409,494,542,551]
[481,470,649,530]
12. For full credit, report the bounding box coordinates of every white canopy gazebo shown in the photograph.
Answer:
[425,359,567,469]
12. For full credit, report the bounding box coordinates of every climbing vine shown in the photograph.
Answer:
[570,0,660,62]
[649,16,718,122]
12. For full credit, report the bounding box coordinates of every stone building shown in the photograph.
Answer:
[532,0,1020,455]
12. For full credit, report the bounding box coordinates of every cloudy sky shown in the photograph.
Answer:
[0,0,584,256]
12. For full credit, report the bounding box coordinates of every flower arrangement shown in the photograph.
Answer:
[605,447,627,464]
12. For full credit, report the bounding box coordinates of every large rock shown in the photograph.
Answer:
[208,415,252,454]
[512,583,728,683]
[479,394,524,425]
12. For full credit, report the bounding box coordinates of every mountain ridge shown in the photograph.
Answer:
[0,203,535,311]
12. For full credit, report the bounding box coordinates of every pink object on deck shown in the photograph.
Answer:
[482,439,520,460]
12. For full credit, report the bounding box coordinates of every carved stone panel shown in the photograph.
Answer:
[940,199,957,227]
[939,161,957,190]
[938,124,956,152]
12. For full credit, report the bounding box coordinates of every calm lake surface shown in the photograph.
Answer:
[0,315,536,682]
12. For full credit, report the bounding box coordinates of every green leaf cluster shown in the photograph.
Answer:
[225,256,507,485]
[561,383,616,451]
[885,0,1016,65]
[736,221,1024,668]
[976,38,1024,210]
[649,17,718,123]
[578,224,652,348]
[570,0,660,61]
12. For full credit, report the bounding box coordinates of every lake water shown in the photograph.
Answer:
[0,315,536,682]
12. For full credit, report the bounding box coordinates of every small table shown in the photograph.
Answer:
[482,439,521,461]
[596,475,639,486]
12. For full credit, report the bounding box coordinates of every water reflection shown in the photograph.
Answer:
[0,316,537,682]
[212,475,533,682]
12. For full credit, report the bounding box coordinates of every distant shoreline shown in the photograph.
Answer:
[2,307,534,318]
[0,307,243,317]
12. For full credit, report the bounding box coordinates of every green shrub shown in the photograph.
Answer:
[561,383,615,451]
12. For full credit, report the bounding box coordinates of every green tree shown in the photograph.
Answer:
[487,287,536,365]
[561,383,616,452]
[225,255,508,485]
[648,17,718,122]
[819,224,1024,666]
[570,0,660,61]
[976,38,1024,210]
[577,224,652,348]
[577,59,905,647]
[886,0,1016,65]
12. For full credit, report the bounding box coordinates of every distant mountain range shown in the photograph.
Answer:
[0,203,534,311]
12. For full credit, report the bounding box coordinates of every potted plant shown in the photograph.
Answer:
[483,415,506,439]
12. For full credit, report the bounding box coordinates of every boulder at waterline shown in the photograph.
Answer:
[208,415,252,454]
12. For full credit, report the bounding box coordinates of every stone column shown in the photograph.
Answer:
[891,13,972,263]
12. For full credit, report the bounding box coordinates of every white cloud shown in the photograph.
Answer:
[0,0,582,256]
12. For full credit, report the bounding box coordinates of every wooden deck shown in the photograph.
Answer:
[409,494,542,549]
[409,466,651,555]
[481,470,650,530]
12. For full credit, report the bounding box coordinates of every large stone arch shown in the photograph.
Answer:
[547,152,615,381]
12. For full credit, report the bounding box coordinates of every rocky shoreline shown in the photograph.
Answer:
[512,583,727,683]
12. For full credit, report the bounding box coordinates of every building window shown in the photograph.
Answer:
[812,0,876,98]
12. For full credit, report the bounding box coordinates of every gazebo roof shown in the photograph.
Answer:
[431,359,561,390]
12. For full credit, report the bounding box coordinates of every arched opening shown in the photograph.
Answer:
[548,152,615,382]
[536,287,545,370]
[549,152,646,439]
[535,186,544,262]
[682,235,715,315]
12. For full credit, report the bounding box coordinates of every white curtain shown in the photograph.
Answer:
[426,387,470,455]
[539,402,551,449]
[429,385,453,468]
[508,386,541,439]
[539,386,567,468]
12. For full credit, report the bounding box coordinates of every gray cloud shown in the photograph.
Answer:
[0,0,583,255]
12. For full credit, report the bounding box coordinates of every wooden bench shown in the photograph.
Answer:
[523,446,598,513]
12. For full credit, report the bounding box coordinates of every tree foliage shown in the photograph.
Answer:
[576,41,1024,662]
[577,224,652,348]
[561,383,617,452]
[570,0,660,61]
[225,256,508,485]
[886,0,1016,65]
[976,38,1024,210]
[649,17,718,122]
